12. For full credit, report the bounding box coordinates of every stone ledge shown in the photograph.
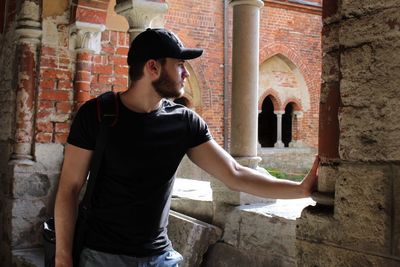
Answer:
[172,178,214,223]
[213,198,315,267]
[168,211,222,267]
[12,248,44,267]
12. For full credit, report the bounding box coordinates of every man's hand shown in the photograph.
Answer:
[300,155,320,197]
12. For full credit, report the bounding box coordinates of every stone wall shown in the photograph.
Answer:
[296,1,400,266]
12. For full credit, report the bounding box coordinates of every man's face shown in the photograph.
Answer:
[152,58,190,99]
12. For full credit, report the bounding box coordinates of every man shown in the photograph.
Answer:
[54,28,319,267]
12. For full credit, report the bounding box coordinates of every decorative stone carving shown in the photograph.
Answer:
[69,22,105,54]
[115,0,168,41]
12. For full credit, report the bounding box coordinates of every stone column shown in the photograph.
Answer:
[212,0,267,207]
[230,0,263,165]
[9,0,42,165]
[274,111,284,148]
[115,0,168,43]
[69,22,105,110]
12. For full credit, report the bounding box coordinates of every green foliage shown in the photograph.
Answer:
[265,168,305,182]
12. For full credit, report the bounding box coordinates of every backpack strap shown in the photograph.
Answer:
[80,91,118,210]
[96,91,119,127]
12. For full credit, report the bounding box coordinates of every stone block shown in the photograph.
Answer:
[296,204,338,243]
[223,199,314,266]
[34,143,64,172]
[171,178,213,223]
[334,163,393,254]
[12,248,44,267]
[11,198,46,248]
[341,0,400,18]
[322,23,339,53]
[167,211,222,267]
[297,240,400,267]
[339,106,400,161]
[340,8,400,47]
[202,242,296,267]
[317,164,338,193]
[13,172,50,198]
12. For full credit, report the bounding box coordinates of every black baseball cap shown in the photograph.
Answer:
[127,28,203,65]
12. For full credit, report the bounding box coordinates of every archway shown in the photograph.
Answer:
[258,96,277,147]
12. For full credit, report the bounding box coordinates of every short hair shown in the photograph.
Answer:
[128,58,167,82]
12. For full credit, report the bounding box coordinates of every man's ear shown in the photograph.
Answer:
[144,59,161,79]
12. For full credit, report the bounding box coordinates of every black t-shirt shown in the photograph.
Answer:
[67,94,212,256]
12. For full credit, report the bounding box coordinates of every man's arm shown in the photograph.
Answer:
[54,144,93,267]
[187,140,319,199]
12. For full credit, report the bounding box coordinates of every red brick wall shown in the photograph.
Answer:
[164,0,226,146]
[259,4,322,147]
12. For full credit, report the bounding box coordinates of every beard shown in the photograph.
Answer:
[152,68,184,99]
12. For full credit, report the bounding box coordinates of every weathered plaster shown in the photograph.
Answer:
[43,0,69,18]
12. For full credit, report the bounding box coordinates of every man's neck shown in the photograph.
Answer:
[120,82,163,113]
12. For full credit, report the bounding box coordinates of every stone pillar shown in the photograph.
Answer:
[230,0,263,162]
[69,22,105,110]
[274,111,284,148]
[9,0,42,165]
[115,0,168,43]
[212,0,267,207]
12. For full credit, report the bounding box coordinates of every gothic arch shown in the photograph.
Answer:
[258,89,283,111]
[260,43,312,92]
[259,53,310,112]
[282,98,303,111]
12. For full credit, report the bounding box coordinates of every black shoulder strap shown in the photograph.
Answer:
[96,91,119,126]
[80,91,118,210]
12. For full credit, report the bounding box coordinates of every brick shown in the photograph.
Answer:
[36,122,53,132]
[36,132,53,143]
[110,55,126,65]
[55,133,68,143]
[75,71,91,81]
[57,79,73,90]
[40,90,71,101]
[77,52,93,61]
[74,81,91,92]
[115,47,129,56]
[56,102,73,113]
[40,79,56,90]
[55,122,69,133]
[93,64,112,74]
[115,65,128,76]
[75,7,107,24]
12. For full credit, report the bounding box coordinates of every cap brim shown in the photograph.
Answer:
[179,48,203,60]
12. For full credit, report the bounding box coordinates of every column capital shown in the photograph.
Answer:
[274,110,285,115]
[115,0,168,40]
[69,22,106,54]
[229,0,264,8]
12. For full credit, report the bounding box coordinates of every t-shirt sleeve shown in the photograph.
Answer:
[67,99,99,150]
[187,110,213,148]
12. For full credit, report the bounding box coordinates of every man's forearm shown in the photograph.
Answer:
[229,165,307,199]
[54,188,80,266]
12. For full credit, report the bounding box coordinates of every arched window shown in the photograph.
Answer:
[258,96,277,147]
